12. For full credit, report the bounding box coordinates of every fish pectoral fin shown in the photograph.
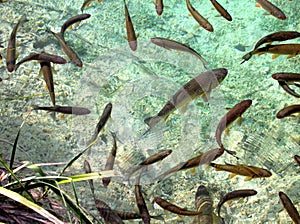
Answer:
[229,173,236,178]
[237,116,242,126]
[272,54,279,59]
[287,54,297,58]
[255,3,262,8]
[225,127,230,135]
[189,167,196,175]
[244,176,252,181]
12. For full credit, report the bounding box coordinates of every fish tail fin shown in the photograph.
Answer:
[144,116,162,128]
[241,52,253,64]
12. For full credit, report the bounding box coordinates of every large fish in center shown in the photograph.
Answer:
[144,68,227,128]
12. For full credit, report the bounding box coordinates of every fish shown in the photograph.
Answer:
[276,104,300,119]
[186,0,214,32]
[215,99,252,153]
[113,210,164,221]
[151,37,208,68]
[124,0,137,51]
[294,155,300,167]
[144,68,227,128]
[241,44,300,63]
[209,0,232,21]
[95,199,124,224]
[255,0,286,20]
[272,72,300,82]
[279,192,300,224]
[194,185,213,224]
[254,31,300,50]
[15,52,67,71]
[210,162,272,180]
[102,132,118,187]
[154,197,202,216]
[277,81,300,98]
[48,30,83,67]
[134,185,151,224]
[81,0,94,12]
[60,14,91,36]
[155,0,163,16]
[6,15,28,72]
[39,61,55,106]
[83,159,95,197]
[217,189,257,218]
[33,105,91,115]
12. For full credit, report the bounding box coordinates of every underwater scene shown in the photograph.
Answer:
[0,0,300,223]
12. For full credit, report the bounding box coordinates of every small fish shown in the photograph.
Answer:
[83,159,95,197]
[255,0,286,20]
[33,105,91,115]
[186,0,214,32]
[217,189,257,218]
[145,68,227,128]
[210,0,232,21]
[272,72,300,82]
[134,185,151,224]
[39,61,55,106]
[254,31,300,50]
[294,155,300,167]
[151,37,208,68]
[194,185,213,224]
[60,14,91,36]
[124,0,137,51]
[114,210,164,221]
[81,0,94,12]
[241,44,300,63]
[276,104,300,119]
[6,15,28,72]
[95,199,124,224]
[48,30,83,67]
[155,0,163,16]
[102,132,118,187]
[154,197,202,216]
[215,99,252,153]
[15,52,67,71]
[279,192,300,224]
[277,81,300,98]
[210,163,272,180]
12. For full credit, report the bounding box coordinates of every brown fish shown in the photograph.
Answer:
[294,155,300,167]
[276,104,300,119]
[60,14,91,36]
[272,72,300,82]
[210,162,272,180]
[114,210,164,221]
[277,81,300,98]
[145,68,227,128]
[254,31,300,49]
[95,199,124,224]
[102,132,117,187]
[83,159,95,196]
[39,61,55,106]
[255,0,286,20]
[217,189,257,217]
[210,0,232,21]
[6,15,28,72]
[124,0,137,51]
[33,105,91,115]
[194,185,213,224]
[215,99,252,152]
[155,0,163,16]
[134,185,151,224]
[279,192,300,224]
[81,0,94,12]
[186,0,214,32]
[154,197,202,216]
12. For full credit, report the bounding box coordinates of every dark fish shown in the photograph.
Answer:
[83,159,95,196]
[194,185,213,224]
[272,72,300,82]
[60,14,91,36]
[279,192,300,224]
[102,132,117,187]
[210,0,232,21]
[6,15,28,72]
[81,0,94,12]
[254,31,300,49]
[155,0,163,15]
[186,0,214,32]
[277,81,300,98]
[294,155,300,167]
[33,105,91,115]
[210,163,272,180]
[39,61,55,106]
[95,199,124,224]
[276,104,300,119]
[255,0,286,20]
[145,68,227,128]
[154,197,202,216]
[124,0,137,51]
[217,189,257,217]
[215,99,252,153]
[151,37,208,68]
[114,210,164,220]
[134,185,151,224]
[48,30,83,67]
[15,52,67,71]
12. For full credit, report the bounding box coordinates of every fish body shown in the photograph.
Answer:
[210,163,272,179]
[40,61,55,106]
[254,31,300,49]
[194,185,213,224]
[114,210,163,221]
[151,37,208,68]
[83,159,95,196]
[6,15,27,72]
[279,192,300,224]
[124,0,137,51]
[60,14,91,36]
[255,0,286,20]
[134,185,151,224]
[81,0,94,12]
[276,104,300,119]
[215,99,252,149]
[33,106,91,115]
[145,68,227,128]
[102,132,117,187]
[277,81,300,98]
[294,155,300,167]
[210,0,232,21]
[272,72,300,82]
[155,0,163,15]
[95,199,124,224]
[186,0,213,32]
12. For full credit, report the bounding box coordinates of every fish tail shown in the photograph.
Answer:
[144,116,162,127]
[241,52,253,64]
